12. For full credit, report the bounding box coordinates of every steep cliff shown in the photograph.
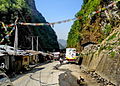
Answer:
[0,0,59,51]
[81,26,120,85]
[67,0,120,85]
[67,0,120,51]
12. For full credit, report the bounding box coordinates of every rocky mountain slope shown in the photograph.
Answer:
[67,0,120,51]
[67,0,120,85]
[58,39,67,49]
[0,0,59,52]
[81,26,120,85]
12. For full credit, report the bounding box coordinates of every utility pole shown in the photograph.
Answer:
[31,36,34,50]
[36,36,39,51]
[14,17,19,55]
[30,36,40,51]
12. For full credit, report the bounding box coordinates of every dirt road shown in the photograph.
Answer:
[11,61,100,86]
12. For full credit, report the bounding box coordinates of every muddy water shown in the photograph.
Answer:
[59,70,79,86]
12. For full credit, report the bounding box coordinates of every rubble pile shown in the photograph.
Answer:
[82,69,116,86]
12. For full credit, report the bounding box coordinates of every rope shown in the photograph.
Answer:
[19,18,77,26]
[0,26,15,44]
[17,8,44,51]
[0,1,119,44]
[3,1,118,27]
[88,1,119,18]
[1,22,7,31]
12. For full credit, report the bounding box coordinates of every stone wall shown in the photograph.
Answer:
[81,26,120,85]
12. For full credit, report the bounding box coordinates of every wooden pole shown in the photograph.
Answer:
[14,17,19,54]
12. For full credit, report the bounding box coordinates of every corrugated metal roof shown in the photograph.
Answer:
[0,53,5,56]
[0,45,31,56]
[26,50,41,55]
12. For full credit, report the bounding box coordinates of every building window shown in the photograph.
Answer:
[24,58,28,62]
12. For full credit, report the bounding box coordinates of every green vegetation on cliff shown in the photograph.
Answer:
[67,20,81,48]
[67,0,101,49]
[70,0,120,85]
[67,0,119,51]
[0,0,27,12]
[0,0,59,51]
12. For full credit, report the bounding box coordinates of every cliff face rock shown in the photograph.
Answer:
[67,0,120,51]
[0,0,59,51]
[26,0,46,22]
[67,0,120,85]
[81,26,120,85]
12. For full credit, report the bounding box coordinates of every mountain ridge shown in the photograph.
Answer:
[0,0,59,52]
[58,39,67,48]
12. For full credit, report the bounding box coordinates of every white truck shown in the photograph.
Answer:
[52,52,60,60]
[65,48,77,62]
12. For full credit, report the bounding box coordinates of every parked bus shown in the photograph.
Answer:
[66,48,78,62]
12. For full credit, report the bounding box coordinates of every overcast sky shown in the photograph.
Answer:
[35,0,83,40]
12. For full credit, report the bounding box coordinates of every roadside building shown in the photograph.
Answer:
[8,50,30,73]
[0,53,9,70]
[0,45,31,73]
[26,50,41,64]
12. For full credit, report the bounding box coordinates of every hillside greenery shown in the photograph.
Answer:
[0,0,59,51]
[67,0,101,49]
[0,0,26,12]
[67,0,119,51]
